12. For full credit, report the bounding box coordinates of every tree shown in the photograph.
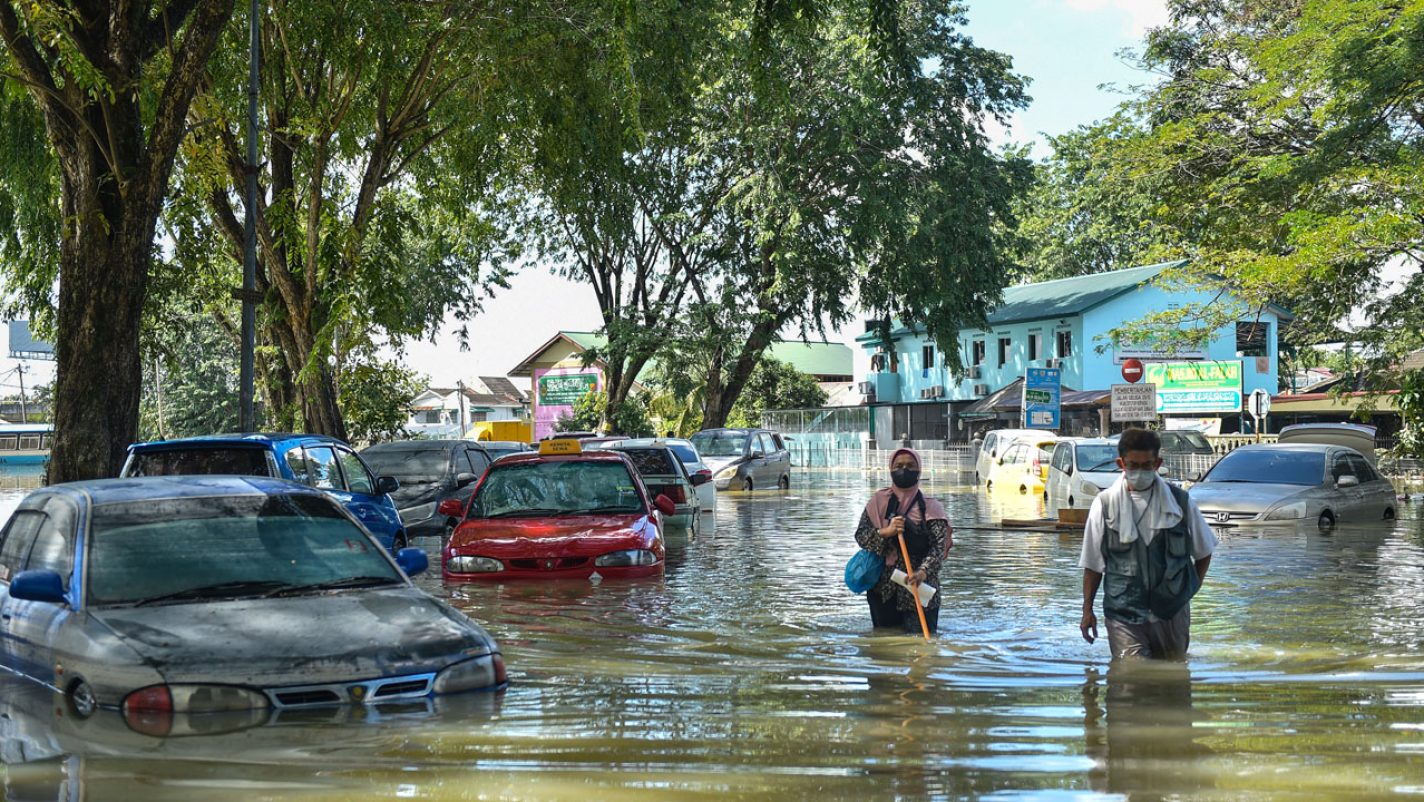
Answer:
[1013,116,1187,280]
[139,307,242,441]
[555,390,653,438]
[0,0,235,480]
[725,359,827,428]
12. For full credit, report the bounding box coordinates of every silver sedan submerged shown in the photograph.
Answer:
[1188,444,1397,530]
[0,476,505,733]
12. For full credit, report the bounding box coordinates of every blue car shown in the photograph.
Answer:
[121,433,409,551]
[0,476,505,726]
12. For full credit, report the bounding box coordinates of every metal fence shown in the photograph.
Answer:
[762,406,871,436]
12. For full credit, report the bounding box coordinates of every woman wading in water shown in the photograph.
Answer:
[854,448,953,634]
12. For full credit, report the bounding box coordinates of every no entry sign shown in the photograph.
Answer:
[1121,358,1144,383]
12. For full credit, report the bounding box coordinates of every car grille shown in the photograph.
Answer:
[507,557,590,571]
[268,673,436,708]
[1201,510,1257,524]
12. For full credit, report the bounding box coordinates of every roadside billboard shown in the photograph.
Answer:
[1022,367,1061,429]
[1144,360,1242,414]
[533,367,600,439]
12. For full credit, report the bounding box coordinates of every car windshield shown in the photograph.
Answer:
[1164,432,1212,451]
[471,460,643,517]
[666,444,699,464]
[1203,449,1325,486]
[126,447,270,477]
[692,432,747,457]
[1075,445,1122,472]
[616,448,680,477]
[361,448,448,483]
[87,494,401,606]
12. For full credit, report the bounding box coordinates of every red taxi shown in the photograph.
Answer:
[440,440,674,581]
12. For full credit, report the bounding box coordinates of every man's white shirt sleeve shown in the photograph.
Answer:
[1078,494,1109,573]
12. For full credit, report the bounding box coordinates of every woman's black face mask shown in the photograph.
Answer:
[891,468,920,489]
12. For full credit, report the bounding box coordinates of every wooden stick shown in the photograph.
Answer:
[895,526,931,642]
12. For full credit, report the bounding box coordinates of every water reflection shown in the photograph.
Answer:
[2,469,1424,799]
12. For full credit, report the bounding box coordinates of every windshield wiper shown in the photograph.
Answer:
[266,575,401,596]
[575,505,642,514]
[133,580,295,606]
[1083,460,1120,472]
[482,508,564,518]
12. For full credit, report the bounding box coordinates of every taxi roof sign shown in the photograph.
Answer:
[539,439,583,456]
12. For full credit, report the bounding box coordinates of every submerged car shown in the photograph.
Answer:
[122,433,408,551]
[690,428,791,491]
[0,477,505,730]
[1188,443,1396,530]
[985,434,1057,495]
[360,440,492,539]
[611,437,716,511]
[442,440,674,581]
[608,442,705,535]
[1046,438,1122,510]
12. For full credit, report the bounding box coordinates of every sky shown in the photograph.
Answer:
[0,0,1168,396]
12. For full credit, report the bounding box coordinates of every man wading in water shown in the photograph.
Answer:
[854,449,952,634]
[1079,428,1216,660]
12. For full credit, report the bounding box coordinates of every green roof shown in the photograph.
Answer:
[767,340,853,378]
[986,261,1184,325]
[562,331,607,351]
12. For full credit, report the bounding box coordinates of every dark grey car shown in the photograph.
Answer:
[360,440,492,539]
[691,428,792,491]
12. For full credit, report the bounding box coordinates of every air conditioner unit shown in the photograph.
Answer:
[929,385,945,398]
[919,388,933,400]
[973,384,990,396]
[857,381,874,395]
[969,365,982,379]
[1045,358,1061,369]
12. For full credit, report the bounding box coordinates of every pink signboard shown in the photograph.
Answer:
[533,366,601,440]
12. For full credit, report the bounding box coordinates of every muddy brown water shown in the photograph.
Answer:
[3,470,1424,800]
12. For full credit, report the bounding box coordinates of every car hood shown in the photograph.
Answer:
[91,587,495,687]
[390,482,443,507]
[452,515,658,558]
[703,456,742,473]
[1077,470,1121,489]
[1189,482,1311,512]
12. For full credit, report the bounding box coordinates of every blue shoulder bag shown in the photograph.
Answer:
[844,548,882,594]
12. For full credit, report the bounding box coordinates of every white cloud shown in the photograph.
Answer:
[1058,0,1169,37]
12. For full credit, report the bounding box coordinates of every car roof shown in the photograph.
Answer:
[614,437,693,446]
[363,439,475,451]
[1231,443,1339,453]
[490,449,633,466]
[694,428,765,435]
[480,441,529,449]
[1068,438,1116,447]
[128,433,346,452]
[45,475,323,505]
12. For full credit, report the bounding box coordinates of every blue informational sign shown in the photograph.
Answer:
[1023,367,1061,430]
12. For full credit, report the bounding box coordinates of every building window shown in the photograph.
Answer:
[971,340,986,365]
[1028,333,1040,362]
[1237,322,1269,357]
[922,344,936,371]
[997,337,1011,367]
[1056,330,1073,358]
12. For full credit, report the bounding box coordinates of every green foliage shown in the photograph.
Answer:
[556,390,654,438]
[139,309,243,441]
[0,76,60,332]
[725,359,828,428]
[337,350,426,445]
[1397,371,1424,459]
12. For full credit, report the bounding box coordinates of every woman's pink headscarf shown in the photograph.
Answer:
[865,448,948,528]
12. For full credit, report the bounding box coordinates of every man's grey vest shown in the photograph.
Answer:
[1100,482,1200,625]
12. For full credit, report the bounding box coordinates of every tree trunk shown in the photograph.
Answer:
[48,148,151,481]
[702,317,780,429]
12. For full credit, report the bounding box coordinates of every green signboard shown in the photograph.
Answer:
[539,372,598,406]
[1144,360,1242,413]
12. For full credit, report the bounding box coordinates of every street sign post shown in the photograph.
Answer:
[1248,388,1271,442]
[1111,383,1157,422]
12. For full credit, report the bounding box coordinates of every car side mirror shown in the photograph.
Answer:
[1065,465,1074,476]
[376,475,400,494]
[1337,475,1360,488]
[396,547,428,577]
[455,472,478,489]
[437,498,466,519]
[9,570,67,604]
[750,450,765,459]
[654,494,677,516]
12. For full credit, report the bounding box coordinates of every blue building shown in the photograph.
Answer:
[855,262,1292,443]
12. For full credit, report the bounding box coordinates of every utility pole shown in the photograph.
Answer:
[456,380,467,437]
[15,364,26,423]
[237,0,261,431]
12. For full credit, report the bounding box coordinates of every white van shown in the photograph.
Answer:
[1045,438,1122,512]
[975,428,1052,484]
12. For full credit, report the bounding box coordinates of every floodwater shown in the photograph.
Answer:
[4,468,1424,800]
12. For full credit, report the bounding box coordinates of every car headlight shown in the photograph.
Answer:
[400,502,437,524]
[715,466,738,479]
[448,555,504,573]
[594,549,660,567]
[1265,501,1308,521]
[433,653,506,694]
